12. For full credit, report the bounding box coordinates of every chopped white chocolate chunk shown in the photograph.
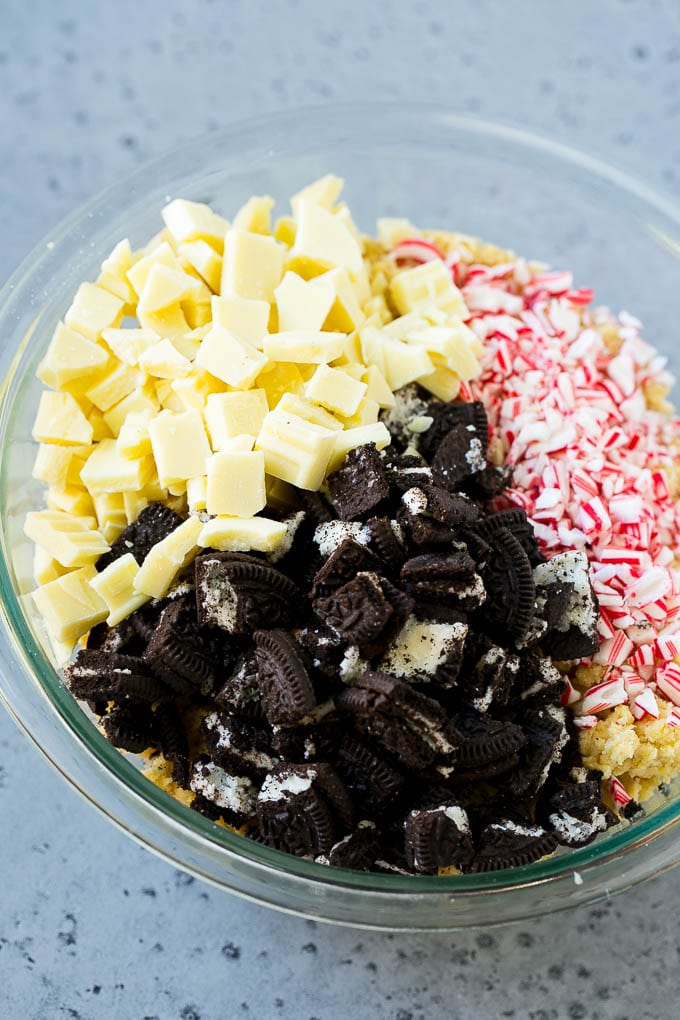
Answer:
[89,553,150,626]
[134,515,203,599]
[37,322,109,390]
[85,362,145,412]
[221,230,285,302]
[161,198,229,251]
[139,338,191,379]
[178,240,222,292]
[389,260,468,319]
[262,330,345,364]
[232,194,275,234]
[101,327,159,366]
[32,391,94,446]
[148,409,211,491]
[205,390,269,450]
[305,364,367,417]
[197,515,288,553]
[24,510,109,569]
[290,174,344,216]
[275,271,335,332]
[211,295,270,347]
[275,392,343,431]
[206,449,266,517]
[31,566,108,644]
[290,199,363,277]
[64,283,124,340]
[195,323,267,389]
[256,412,336,490]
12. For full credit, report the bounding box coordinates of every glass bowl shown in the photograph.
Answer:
[1,104,680,931]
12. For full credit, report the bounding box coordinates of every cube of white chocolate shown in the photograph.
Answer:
[195,323,268,389]
[89,553,150,627]
[305,364,367,417]
[206,449,266,517]
[65,283,124,340]
[205,390,269,450]
[211,295,270,347]
[32,392,94,446]
[37,322,109,390]
[31,566,109,645]
[148,409,211,490]
[221,229,285,302]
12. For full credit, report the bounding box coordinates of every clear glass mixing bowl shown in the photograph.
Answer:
[1,104,680,931]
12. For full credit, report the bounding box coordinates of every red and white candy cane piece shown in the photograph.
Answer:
[667,708,680,727]
[656,634,680,661]
[609,777,632,808]
[560,678,581,707]
[580,675,628,714]
[655,663,680,706]
[573,714,598,729]
[390,238,445,263]
[594,632,635,668]
[631,688,660,720]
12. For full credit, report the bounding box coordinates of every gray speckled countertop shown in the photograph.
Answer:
[1,2,680,1018]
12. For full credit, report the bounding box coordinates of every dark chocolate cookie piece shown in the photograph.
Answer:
[420,486,481,529]
[396,507,457,549]
[504,707,569,800]
[101,704,156,753]
[543,780,616,848]
[65,650,169,704]
[189,756,259,827]
[468,819,558,873]
[144,595,217,696]
[465,646,519,713]
[379,614,468,687]
[473,508,545,567]
[336,672,458,770]
[86,617,139,655]
[97,502,184,571]
[405,803,475,874]
[326,822,381,871]
[452,712,526,772]
[477,528,536,641]
[253,629,317,726]
[256,763,353,856]
[431,423,487,492]
[419,399,489,461]
[313,572,408,656]
[366,517,408,574]
[532,551,600,659]
[327,443,391,520]
[214,652,262,718]
[401,551,485,611]
[333,734,405,815]
[154,700,190,786]
[311,538,382,598]
[195,552,301,634]
[203,710,278,778]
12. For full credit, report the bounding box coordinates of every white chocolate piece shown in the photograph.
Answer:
[24,510,109,569]
[381,337,434,391]
[389,260,468,319]
[161,198,229,251]
[133,515,203,600]
[205,390,268,450]
[256,362,305,406]
[406,323,480,380]
[327,422,392,474]
[311,267,364,332]
[91,491,128,543]
[148,409,212,490]
[340,397,380,428]
[291,174,344,216]
[127,242,182,298]
[33,545,67,586]
[305,364,366,417]
[221,229,285,302]
[170,369,226,416]
[37,322,109,390]
[33,444,87,490]
[275,392,343,431]
[376,217,417,248]
[136,263,209,315]
[85,362,146,412]
[139,338,191,379]
[211,295,270,347]
[137,302,189,338]
[124,490,150,524]
[206,449,266,517]
[195,323,268,389]
[80,439,155,494]
[187,475,207,512]
[32,391,94,446]
[262,330,345,364]
[101,327,160,366]
[274,271,334,332]
[232,195,275,234]
[89,553,150,627]
[363,364,396,408]
[31,566,108,645]
[197,515,288,554]
[178,240,222,292]
[116,410,154,459]
[64,283,124,340]
[255,412,336,490]
[103,385,160,436]
[416,364,462,402]
[290,199,363,277]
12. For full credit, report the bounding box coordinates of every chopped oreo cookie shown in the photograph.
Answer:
[256,763,353,857]
[80,384,607,876]
[327,444,390,520]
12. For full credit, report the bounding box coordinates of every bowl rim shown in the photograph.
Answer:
[2,101,680,916]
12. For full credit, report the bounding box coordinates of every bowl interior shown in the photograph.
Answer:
[1,106,680,927]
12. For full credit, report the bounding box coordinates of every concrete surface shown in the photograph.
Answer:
[1,1,679,1017]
